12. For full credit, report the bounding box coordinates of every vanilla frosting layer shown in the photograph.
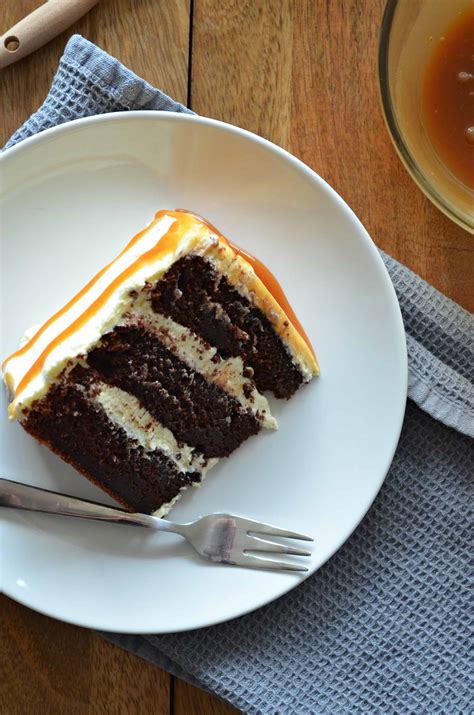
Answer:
[152,492,183,518]
[96,382,217,518]
[3,210,318,419]
[95,383,216,476]
[124,298,277,430]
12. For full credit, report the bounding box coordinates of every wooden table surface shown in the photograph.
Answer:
[1,1,472,713]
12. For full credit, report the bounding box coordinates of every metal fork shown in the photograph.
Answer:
[0,479,313,571]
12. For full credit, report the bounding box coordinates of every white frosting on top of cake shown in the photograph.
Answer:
[4,214,206,418]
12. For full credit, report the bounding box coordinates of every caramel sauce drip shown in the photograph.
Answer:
[2,222,154,371]
[175,209,315,356]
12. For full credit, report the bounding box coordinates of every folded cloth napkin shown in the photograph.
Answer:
[6,35,473,714]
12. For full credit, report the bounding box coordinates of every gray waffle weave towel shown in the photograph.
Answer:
[6,35,473,714]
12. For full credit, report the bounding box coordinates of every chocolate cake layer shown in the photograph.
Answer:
[24,366,197,513]
[87,326,260,458]
[150,255,305,398]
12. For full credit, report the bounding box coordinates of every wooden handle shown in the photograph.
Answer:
[0,0,100,70]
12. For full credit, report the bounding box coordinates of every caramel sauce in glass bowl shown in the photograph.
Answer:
[422,7,474,190]
[379,0,474,233]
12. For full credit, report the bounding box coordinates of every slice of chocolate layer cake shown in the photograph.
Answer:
[3,210,319,515]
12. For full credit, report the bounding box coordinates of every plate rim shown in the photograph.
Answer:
[1,111,408,632]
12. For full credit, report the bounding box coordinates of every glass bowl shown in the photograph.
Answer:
[379,0,474,234]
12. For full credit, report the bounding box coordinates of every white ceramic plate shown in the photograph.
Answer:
[0,113,407,633]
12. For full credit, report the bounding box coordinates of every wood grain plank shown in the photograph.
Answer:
[191,0,473,310]
[0,595,169,714]
[190,0,293,147]
[0,0,190,145]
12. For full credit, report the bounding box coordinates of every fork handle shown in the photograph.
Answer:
[0,478,175,531]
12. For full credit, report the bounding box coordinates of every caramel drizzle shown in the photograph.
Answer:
[175,209,315,356]
[6,209,314,407]
[8,213,195,404]
[2,221,155,372]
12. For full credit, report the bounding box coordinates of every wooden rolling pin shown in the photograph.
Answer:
[0,0,100,70]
